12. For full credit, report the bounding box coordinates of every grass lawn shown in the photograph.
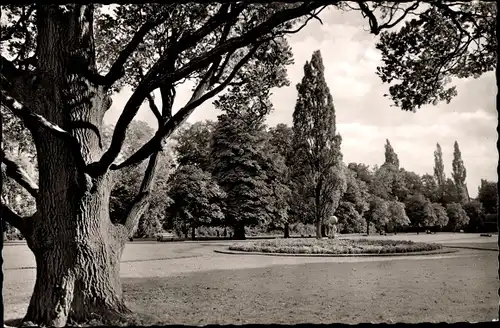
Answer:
[124,252,497,325]
[229,238,442,254]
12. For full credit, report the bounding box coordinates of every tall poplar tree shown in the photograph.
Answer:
[433,143,446,201]
[452,141,469,203]
[291,50,346,239]
[383,139,399,169]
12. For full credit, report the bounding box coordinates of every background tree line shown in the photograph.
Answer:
[4,51,496,241]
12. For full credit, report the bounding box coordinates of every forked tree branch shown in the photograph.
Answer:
[1,150,39,199]
[92,1,332,175]
[97,3,237,161]
[159,85,175,120]
[153,2,327,87]
[111,44,262,170]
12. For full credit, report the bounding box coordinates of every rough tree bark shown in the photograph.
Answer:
[10,6,142,326]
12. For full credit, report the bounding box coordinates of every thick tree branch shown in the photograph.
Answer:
[0,203,33,236]
[2,93,88,174]
[111,44,261,170]
[357,1,421,35]
[92,2,327,174]
[1,56,36,107]
[138,65,164,123]
[159,85,175,120]
[121,151,160,234]
[153,2,328,86]
[98,9,177,88]
[146,93,162,122]
[1,150,38,199]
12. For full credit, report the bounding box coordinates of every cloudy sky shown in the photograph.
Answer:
[105,6,497,198]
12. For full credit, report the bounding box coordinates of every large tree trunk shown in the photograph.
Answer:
[233,225,246,240]
[284,222,290,238]
[315,219,322,239]
[19,6,137,326]
[24,180,131,326]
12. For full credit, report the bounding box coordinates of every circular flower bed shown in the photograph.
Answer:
[228,238,442,255]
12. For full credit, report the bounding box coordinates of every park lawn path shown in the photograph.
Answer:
[124,252,497,325]
[3,233,498,324]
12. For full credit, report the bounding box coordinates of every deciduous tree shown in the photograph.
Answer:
[387,200,410,233]
[432,202,449,230]
[165,164,225,240]
[446,202,470,232]
[442,178,460,205]
[421,173,439,203]
[452,141,469,203]
[291,50,346,238]
[211,114,287,239]
[366,196,390,235]
[267,123,294,237]
[433,143,446,201]
[173,120,217,171]
[462,199,484,233]
[404,194,436,229]
[477,179,497,215]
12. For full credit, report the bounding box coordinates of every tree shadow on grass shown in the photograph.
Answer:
[4,312,163,327]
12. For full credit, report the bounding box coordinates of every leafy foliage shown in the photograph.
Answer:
[462,199,484,232]
[451,141,468,203]
[165,164,225,239]
[211,114,286,238]
[404,194,436,228]
[106,120,175,236]
[477,179,498,215]
[421,173,439,203]
[335,201,365,234]
[441,178,460,205]
[173,120,217,171]
[431,202,449,228]
[382,139,399,169]
[445,202,470,232]
[343,168,370,215]
[387,200,410,231]
[376,1,496,111]
[366,196,390,233]
[433,143,446,194]
[347,162,373,185]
